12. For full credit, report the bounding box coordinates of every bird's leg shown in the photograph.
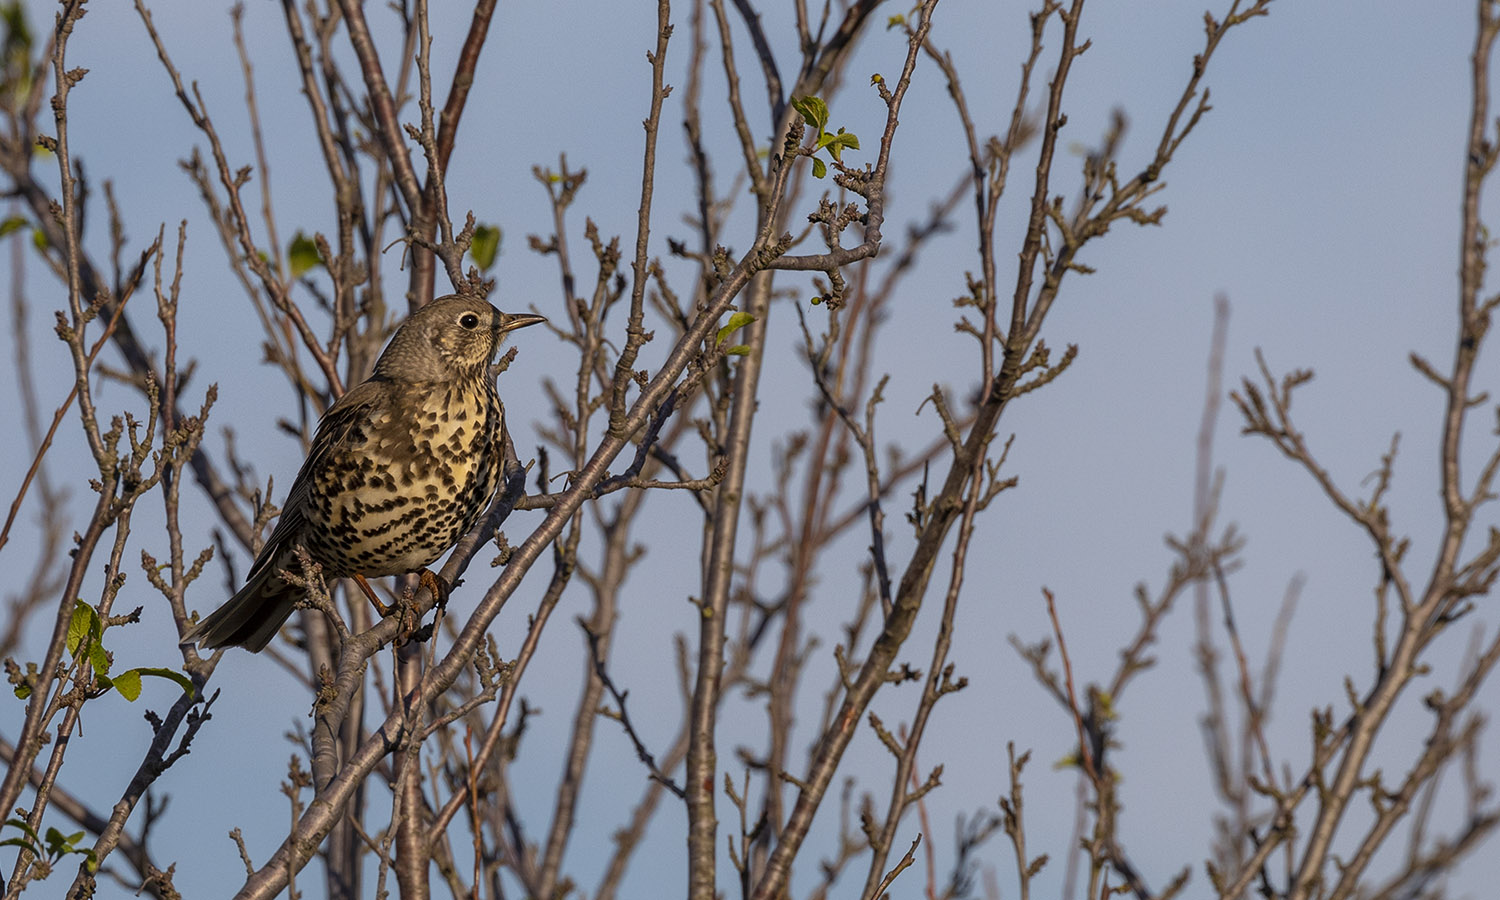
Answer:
[354,570,447,646]
[352,573,394,618]
[419,568,451,611]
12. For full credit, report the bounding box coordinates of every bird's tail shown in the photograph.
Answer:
[181,561,298,653]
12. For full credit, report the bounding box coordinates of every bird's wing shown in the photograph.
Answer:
[243,380,386,579]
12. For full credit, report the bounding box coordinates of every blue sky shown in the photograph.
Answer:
[2,1,1498,898]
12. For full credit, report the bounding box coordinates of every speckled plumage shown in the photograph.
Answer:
[184,295,544,652]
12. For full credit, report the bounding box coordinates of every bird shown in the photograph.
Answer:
[183,294,545,652]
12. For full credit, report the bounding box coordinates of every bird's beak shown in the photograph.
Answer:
[497,312,547,335]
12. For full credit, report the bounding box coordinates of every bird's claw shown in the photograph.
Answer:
[419,568,451,611]
[352,570,449,646]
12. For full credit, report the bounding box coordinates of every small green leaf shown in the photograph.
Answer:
[4,818,40,844]
[67,600,112,677]
[287,230,323,279]
[110,670,139,701]
[124,667,196,699]
[715,311,755,346]
[0,216,27,239]
[470,223,501,272]
[0,837,37,853]
[88,638,110,677]
[30,227,46,251]
[12,684,30,700]
[66,601,98,657]
[811,157,827,179]
[43,827,81,854]
[823,130,859,162]
[38,826,94,866]
[791,95,829,134]
[724,345,751,356]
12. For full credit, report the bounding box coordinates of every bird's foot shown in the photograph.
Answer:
[393,570,450,645]
[419,568,451,611]
[353,570,448,646]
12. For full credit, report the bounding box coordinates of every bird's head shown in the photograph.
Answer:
[373,295,545,382]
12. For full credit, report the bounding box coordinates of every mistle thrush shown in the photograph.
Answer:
[183,295,544,651]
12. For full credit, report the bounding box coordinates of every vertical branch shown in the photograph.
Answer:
[707,0,766,196]
[857,443,983,897]
[533,488,650,898]
[410,0,464,293]
[337,0,423,216]
[435,0,498,172]
[0,227,66,656]
[686,273,771,900]
[393,640,431,898]
[407,0,498,306]
[1446,0,1500,546]
[1283,2,1500,896]
[135,0,346,394]
[1009,0,1079,349]
[691,3,915,894]
[0,0,93,833]
[230,5,283,284]
[609,0,673,435]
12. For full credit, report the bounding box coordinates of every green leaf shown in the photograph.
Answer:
[88,638,110,677]
[66,600,112,677]
[123,667,195,699]
[43,827,81,854]
[715,311,755,346]
[30,227,46,251]
[66,601,98,657]
[4,818,40,844]
[110,669,140,701]
[287,230,323,279]
[0,837,38,853]
[791,95,829,134]
[724,345,751,356]
[12,683,30,700]
[811,157,827,179]
[470,223,501,272]
[823,130,860,162]
[39,826,94,866]
[0,817,48,856]
[0,215,26,239]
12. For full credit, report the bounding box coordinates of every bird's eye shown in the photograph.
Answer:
[459,313,480,330]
